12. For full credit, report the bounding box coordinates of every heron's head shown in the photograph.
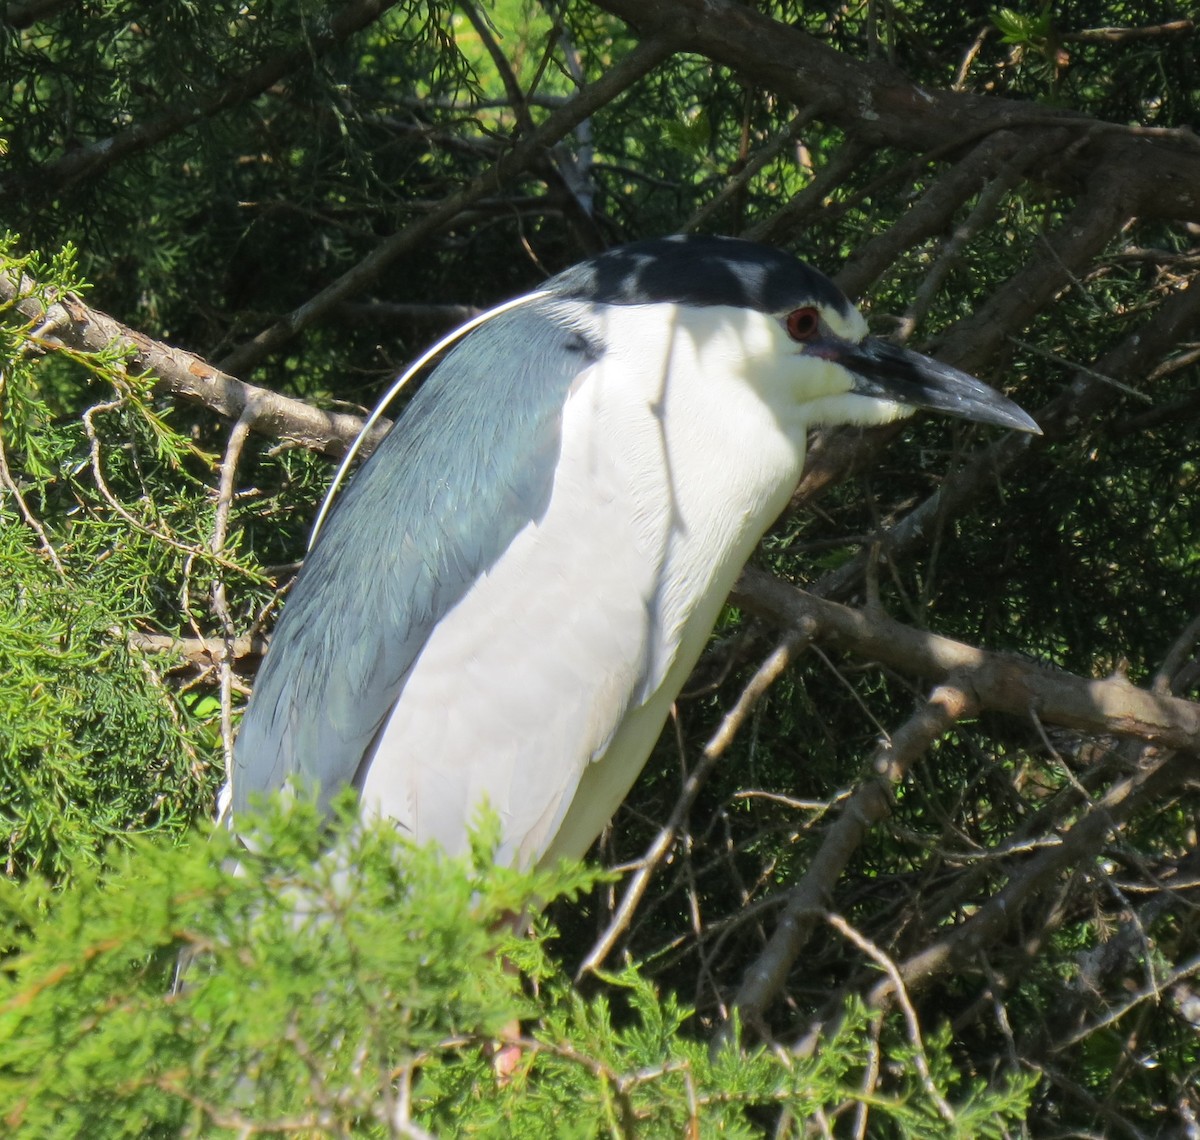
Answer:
[547,234,1040,438]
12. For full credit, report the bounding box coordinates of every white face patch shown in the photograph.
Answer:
[663,300,867,434]
[551,296,916,486]
[760,300,919,431]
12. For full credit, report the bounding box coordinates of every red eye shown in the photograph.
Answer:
[785,306,820,342]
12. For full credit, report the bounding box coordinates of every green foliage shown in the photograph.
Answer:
[0,523,200,878]
[1,1,1198,1134]
[0,799,1034,1137]
[992,6,1055,47]
[0,239,226,878]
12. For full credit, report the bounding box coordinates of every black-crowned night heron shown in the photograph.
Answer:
[232,235,1038,867]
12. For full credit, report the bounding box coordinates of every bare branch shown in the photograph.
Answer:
[743,138,872,248]
[0,264,381,458]
[834,130,1032,299]
[933,176,1132,372]
[578,632,811,978]
[726,679,976,1039]
[1063,19,1195,43]
[592,0,1200,222]
[895,155,1051,340]
[866,752,1193,1008]
[733,568,1200,753]
[825,913,956,1124]
[211,414,254,775]
[682,105,829,235]
[80,398,246,571]
[128,630,268,666]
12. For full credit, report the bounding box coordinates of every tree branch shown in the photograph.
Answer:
[725,679,977,1039]
[0,264,381,458]
[866,751,1192,1008]
[733,568,1200,753]
[591,0,1200,222]
[833,130,1035,299]
[721,565,1200,1033]
[578,632,812,979]
[1063,19,1195,43]
[128,630,269,667]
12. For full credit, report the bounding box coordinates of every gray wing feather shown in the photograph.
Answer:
[231,300,599,815]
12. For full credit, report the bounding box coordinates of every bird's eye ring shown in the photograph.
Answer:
[785,306,821,342]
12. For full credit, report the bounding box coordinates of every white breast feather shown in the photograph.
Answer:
[359,303,811,866]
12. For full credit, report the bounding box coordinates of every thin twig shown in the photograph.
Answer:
[80,398,250,572]
[683,104,828,234]
[211,412,254,780]
[894,136,1054,340]
[578,631,812,978]
[724,679,976,1041]
[1053,949,1200,1052]
[1008,335,1154,402]
[866,752,1191,1009]
[1064,19,1195,43]
[850,1010,883,1140]
[0,371,67,577]
[825,912,956,1124]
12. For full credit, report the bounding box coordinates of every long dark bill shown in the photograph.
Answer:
[841,336,1041,434]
